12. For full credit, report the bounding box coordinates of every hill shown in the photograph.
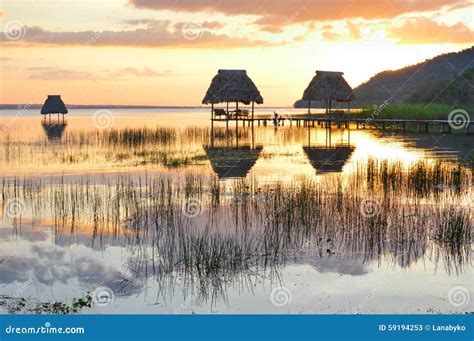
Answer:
[353,46,474,107]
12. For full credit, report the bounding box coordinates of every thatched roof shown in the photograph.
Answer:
[204,146,262,178]
[41,95,68,115]
[202,70,263,105]
[302,71,355,102]
[303,146,355,173]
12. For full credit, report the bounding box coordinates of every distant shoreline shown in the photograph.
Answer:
[0,104,295,110]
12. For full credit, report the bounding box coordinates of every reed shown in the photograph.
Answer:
[1,158,471,302]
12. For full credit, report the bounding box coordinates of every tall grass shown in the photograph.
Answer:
[355,103,469,120]
[1,158,471,302]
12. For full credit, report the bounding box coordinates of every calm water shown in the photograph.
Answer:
[0,109,472,314]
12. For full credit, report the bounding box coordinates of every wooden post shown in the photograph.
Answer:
[211,103,214,147]
[226,102,229,138]
[235,102,238,142]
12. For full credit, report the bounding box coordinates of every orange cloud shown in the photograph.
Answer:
[321,18,474,44]
[389,18,474,44]
[130,0,470,22]
[0,21,274,48]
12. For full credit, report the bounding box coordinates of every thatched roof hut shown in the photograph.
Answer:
[302,71,355,115]
[303,146,355,173]
[303,71,355,102]
[204,145,262,178]
[41,95,68,115]
[202,70,263,105]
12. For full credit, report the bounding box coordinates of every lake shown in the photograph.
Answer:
[0,108,472,314]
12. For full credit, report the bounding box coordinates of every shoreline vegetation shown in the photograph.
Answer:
[355,103,472,121]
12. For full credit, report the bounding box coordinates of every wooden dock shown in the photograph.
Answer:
[211,116,473,134]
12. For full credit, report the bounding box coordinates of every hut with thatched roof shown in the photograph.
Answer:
[41,95,68,119]
[303,146,355,174]
[204,145,262,178]
[202,70,263,123]
[302,71,355,115]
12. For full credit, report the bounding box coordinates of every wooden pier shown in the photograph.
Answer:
[211,116,473,134]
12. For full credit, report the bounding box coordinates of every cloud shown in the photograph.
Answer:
[0,21,271,48]
[26,66,172,80]
[389,17,474,44]
[0,244,142,294]
[108,67,172,78]
[28,67,93,80]
[129,0,470,23]
[321,17,474,44]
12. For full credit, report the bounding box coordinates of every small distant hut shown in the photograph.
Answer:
[302,71,355,116]
[41,95,68,120]
[202,70,263,122]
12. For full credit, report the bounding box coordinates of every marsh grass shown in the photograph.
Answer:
[355,103,468,121]
[1,158,471,304]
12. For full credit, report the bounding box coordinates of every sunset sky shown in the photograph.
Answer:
[0,0,473,106]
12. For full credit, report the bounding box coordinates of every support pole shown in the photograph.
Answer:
[235,101,239,145]
[211,103,214,147]
[226,101,229,139]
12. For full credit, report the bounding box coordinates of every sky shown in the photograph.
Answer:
[0,0,473,106]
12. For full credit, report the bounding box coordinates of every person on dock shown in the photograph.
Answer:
[273,111,279,127]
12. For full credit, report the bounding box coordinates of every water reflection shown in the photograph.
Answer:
[0,112,472,314]
[204,145,263,178]
[41,120,68,141]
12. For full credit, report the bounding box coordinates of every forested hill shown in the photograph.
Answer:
[353,46,474,107]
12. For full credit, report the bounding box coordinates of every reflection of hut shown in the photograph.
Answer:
[204,145,262,178]
[41,121,68,141]
[302,71,355,115]
[41,95,68,119]
[303,146,354,173]
[202,70,263,121]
